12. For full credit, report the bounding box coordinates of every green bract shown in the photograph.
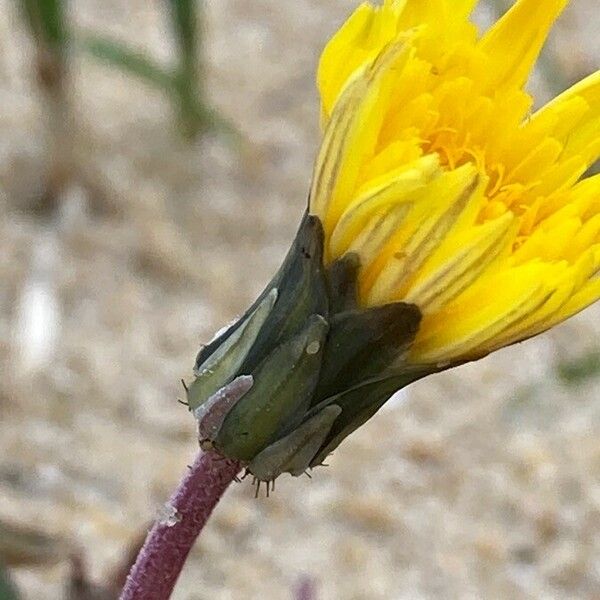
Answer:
[186,213,425,483]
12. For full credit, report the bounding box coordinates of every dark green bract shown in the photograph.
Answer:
[186,213,425,483]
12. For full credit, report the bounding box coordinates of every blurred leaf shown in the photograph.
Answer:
[0,564,20,600]
[80,36,174,91]
[169,0,198,62]
[80,4,239,144]
[168,0,203,138]
[556,350,600,385]
[0,520,66,567]
[20,0,68,49]
[186,104,240,142]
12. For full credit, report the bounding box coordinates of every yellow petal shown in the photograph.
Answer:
[360,139,424,183]
[571,174,600,221]
[404,212,517,312]
[410,262,563,363]
[311,41,413,234]
[522,70,600,184]
[512,217,581,264]
[329,154,440,258]
[317,2,404,118]
[505,137,563,185]
[565,215,600,261]
[535,70,600,119]
[364,164,480,304]
[398,0,479,37]
[545,275,600,330]
[517,249,600,340]
[477,0,569,90]
[443,0,479,20]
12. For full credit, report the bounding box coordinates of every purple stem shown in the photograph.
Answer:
[294,575,318,600]
[120,450,241,600]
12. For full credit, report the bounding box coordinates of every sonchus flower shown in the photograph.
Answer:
[186,0,600,486]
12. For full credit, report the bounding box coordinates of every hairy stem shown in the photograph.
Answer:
[119,450,241,600]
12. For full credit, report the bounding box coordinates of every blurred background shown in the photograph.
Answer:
[0,1,599,598]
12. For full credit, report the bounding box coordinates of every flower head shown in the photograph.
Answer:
[188,0,599,484]
[310,0,600,365]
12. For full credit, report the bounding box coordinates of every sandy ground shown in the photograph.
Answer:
[0,1,599,598]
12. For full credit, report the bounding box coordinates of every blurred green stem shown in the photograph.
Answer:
[556,350,600,385]
[0,565,20,600]
[20,0,74,213]
[82,0,235,142]
[169,0,205,139]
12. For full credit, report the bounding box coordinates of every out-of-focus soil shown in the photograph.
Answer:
[0,1,599,598]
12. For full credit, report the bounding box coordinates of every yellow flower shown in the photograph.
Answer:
[309,0,600,365]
